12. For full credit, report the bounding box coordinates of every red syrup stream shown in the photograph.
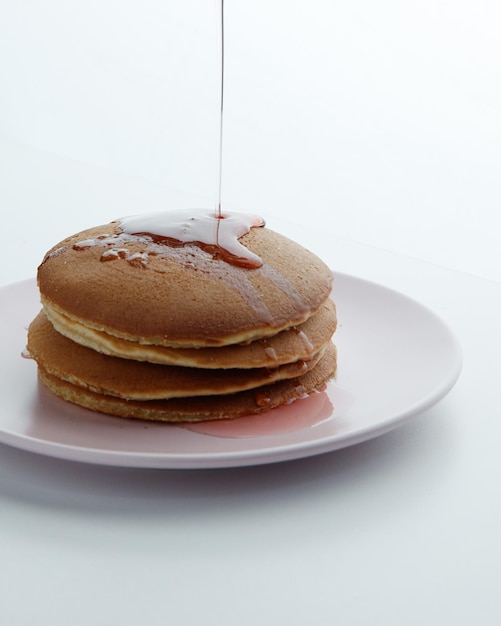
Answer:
[215,0,225,220]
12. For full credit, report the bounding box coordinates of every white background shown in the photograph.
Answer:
[0,3,500,625]
[1,0,500,283]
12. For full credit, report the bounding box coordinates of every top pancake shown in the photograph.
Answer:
[37,217,333,348]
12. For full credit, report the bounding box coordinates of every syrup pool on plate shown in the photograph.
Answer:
[183,388,332,438]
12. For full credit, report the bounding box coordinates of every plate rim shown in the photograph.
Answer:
[0,274,463,469]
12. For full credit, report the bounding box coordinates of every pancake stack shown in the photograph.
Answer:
[27,211,337,422]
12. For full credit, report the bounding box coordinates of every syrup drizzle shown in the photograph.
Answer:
[216,0,225,219]
[108,3,263,270]
[67,225,310,325]
[117,209,264,268]
[66,4,267,274]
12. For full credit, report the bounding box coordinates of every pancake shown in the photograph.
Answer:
[35,344,337,422]
[27,311,326,400]
[44,297,337,368]
[37,217,333,348]
[29,210,337,423]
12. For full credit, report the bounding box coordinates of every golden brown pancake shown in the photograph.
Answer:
[37,221,333,348]
[30,211,337,422]
[27,311,326,400]
[35,344,337,422]
[44,298,337,368]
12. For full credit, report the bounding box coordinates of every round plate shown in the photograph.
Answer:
[0,275,462,469]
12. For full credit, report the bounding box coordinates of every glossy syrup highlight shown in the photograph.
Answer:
[117,209,265,268]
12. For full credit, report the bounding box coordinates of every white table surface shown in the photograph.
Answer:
[1,2,500,624]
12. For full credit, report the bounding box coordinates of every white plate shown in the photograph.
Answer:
[0,275,462,469]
